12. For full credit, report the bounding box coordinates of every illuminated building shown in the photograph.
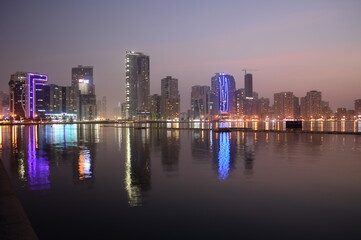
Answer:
[150,94,161,120]
[161,76,180,120]
[72,65,97,120]
[9,72,47,119]
[101,96,107,119]
[274,92,294,119]
[293,96,300,119]
[336,107,347,120]
[210,73,236,119]
[321,101,333,119]
[0,91,10,118]
[355,99,361,116]
[300,90,322,119]
[191,85,210,120]
[125,51,150,119]
[256,97,270,119]
[43,84,78,119]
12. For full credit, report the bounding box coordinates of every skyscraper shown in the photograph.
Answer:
[72,65,97,120]
[102,96,107,119]
[210,73,236,119]
[9,72,47,119]
[0,91,9,118]
[190,85,210,120]
[274,92,294,119]
[355,99,361,116]
[150,94,161,120]
[161,76,180,120]
[125,51,150,119]
[245,73,253,99]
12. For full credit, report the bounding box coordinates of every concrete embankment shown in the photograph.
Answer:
[0,159,38,240]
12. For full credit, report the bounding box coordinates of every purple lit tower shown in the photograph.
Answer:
[9,72,48,119]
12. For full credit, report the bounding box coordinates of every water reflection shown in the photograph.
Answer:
[78,149,92,180]
[123,128,151,207]
[214,132,237,180]
[5,124,99,190]
[27,126,50,190]
[161,130,180,173]
[243,134,255,175]
[218,132,230,180]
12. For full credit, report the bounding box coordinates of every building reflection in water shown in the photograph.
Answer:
[78,148,92,180]
[123,128,151,207]
[218,132,230,180]
[6,124,100,191]
[161,130,180,173]
[243,133,255,175]
[9,125,51,191]
[191,130,211,162]
[74,125,96,183]
[27,125,50,190]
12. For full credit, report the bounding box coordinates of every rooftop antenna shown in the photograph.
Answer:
[242,68,258,75]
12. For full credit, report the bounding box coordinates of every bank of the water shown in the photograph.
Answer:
[0,159,38,240]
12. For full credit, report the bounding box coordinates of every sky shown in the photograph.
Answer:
[1,0,361,113]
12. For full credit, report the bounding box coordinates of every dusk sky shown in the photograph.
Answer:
[1,0,360,112]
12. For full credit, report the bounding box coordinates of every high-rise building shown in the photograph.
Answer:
[0,91,10,118]
[336,107,347,120]
[300,91,323,119]
[256,97,270,119]
[305,90,322,119]
[321,101,332,119]
[274,92,294,119]
[72,65,97,120]
[9,72,47,119]
[210,73,236,119]
[355,99,361,115]
[190,85,210,120]
[150,94,161,120]
[125,51,150,119]
[44,84,63,114]
[293,96,300,119]
[235,88,245,117]
[161,76,180,120]
[102,96,107,119]
[244,73,253,99]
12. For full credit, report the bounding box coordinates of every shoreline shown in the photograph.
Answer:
[0,159,38,240]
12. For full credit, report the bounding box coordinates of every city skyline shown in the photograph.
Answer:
[1,0,360,111]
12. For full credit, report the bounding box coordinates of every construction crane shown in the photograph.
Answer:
[242,68,258,75]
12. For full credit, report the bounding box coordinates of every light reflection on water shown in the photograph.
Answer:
[0,124,360,239]
[217,132,230,180]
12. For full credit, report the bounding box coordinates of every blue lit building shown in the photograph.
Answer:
[210,73,236,119]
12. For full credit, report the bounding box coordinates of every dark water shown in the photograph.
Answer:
[1,124,361,239]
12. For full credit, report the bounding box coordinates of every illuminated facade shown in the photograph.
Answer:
[300,90,322,119]
[0,91,9,117]
[191,85,210,120]
[161,76,180,120]
[274,92,294,119]
[72,65,97,120]
[150,94,161,120]
[210,73,236,119]
[125,51,150,119]
[9,72,48,119]
[355,99,361,116]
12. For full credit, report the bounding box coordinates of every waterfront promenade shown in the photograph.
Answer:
[0,159,38,240]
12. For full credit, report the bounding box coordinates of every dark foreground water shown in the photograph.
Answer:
[1,124,361,239]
